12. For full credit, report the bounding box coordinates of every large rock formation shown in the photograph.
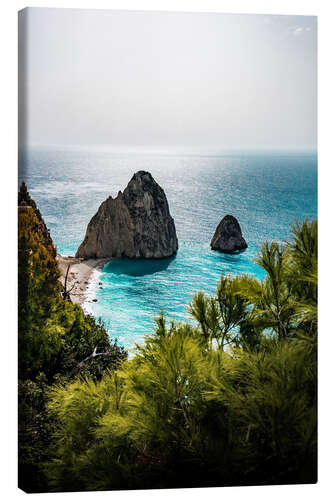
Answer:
[76,171,178,259]
[210,215,247,253]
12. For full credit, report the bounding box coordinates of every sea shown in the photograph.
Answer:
[19,148,317,353]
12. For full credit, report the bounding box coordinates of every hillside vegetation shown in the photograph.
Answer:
[18,183,126,492]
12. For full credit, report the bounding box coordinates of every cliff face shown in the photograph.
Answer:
[210,215,247,254]
[76,171,178,259]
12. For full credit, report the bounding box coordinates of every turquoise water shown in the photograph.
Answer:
[19,149,317,350]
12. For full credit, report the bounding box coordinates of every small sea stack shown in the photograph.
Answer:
[76,171,178,259]
[210,215,247,254]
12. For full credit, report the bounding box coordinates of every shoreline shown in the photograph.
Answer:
[57,255,111,306]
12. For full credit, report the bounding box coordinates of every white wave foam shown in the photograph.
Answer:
[82,268,102,315]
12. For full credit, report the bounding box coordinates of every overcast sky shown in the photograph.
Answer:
[19,8,317,151]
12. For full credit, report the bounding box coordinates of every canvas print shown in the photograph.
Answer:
[18,8,317,493]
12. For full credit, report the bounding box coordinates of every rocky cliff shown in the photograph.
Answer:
[18,182,57,258]
[76,171,178,259]
[210,215,247,253]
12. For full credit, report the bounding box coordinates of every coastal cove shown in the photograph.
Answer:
[57,255,111,307]
[20,149,317,350]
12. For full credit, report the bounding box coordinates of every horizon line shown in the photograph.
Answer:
[20,144,318,156]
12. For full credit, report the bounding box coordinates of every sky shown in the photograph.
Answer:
[19,8,317,152]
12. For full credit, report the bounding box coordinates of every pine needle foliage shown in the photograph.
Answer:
[286,218,318,337]
[189,275,247,350]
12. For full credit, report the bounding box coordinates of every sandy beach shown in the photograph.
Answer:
[57,255,110,306]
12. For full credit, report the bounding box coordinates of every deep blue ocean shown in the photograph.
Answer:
[19,149,317,352]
